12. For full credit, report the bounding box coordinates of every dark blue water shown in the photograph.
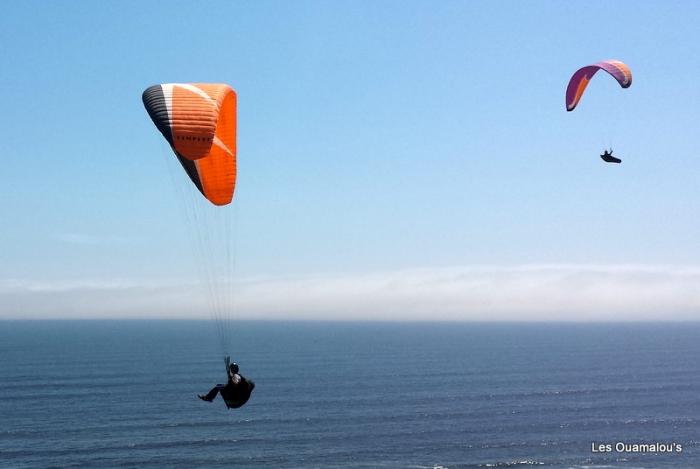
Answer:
[1,321,699,468]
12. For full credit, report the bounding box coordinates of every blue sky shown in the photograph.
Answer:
[1,1,699,319]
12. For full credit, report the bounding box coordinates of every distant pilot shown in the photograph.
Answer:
[600,148,621,164]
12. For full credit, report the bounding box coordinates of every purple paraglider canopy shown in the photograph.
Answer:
[565,60,632,112]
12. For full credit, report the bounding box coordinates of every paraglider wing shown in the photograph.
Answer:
[142,83,237,206]
[143,83,242,378]
[565,60,632,112]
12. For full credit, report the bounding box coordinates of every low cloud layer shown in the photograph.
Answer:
[2,264,699,321]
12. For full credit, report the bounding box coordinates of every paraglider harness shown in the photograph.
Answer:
[221,357,255,409]
[600,148,621,164]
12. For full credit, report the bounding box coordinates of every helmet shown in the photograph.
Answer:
[229,363,239,374]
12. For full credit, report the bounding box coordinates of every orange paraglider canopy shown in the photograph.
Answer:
[143,83,237,206]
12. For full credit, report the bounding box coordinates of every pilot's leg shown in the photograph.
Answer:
[199,384,225,402]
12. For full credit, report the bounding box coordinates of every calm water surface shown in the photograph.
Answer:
[1,321,698,468]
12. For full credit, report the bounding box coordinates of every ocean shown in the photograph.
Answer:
[1,321,698,468]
